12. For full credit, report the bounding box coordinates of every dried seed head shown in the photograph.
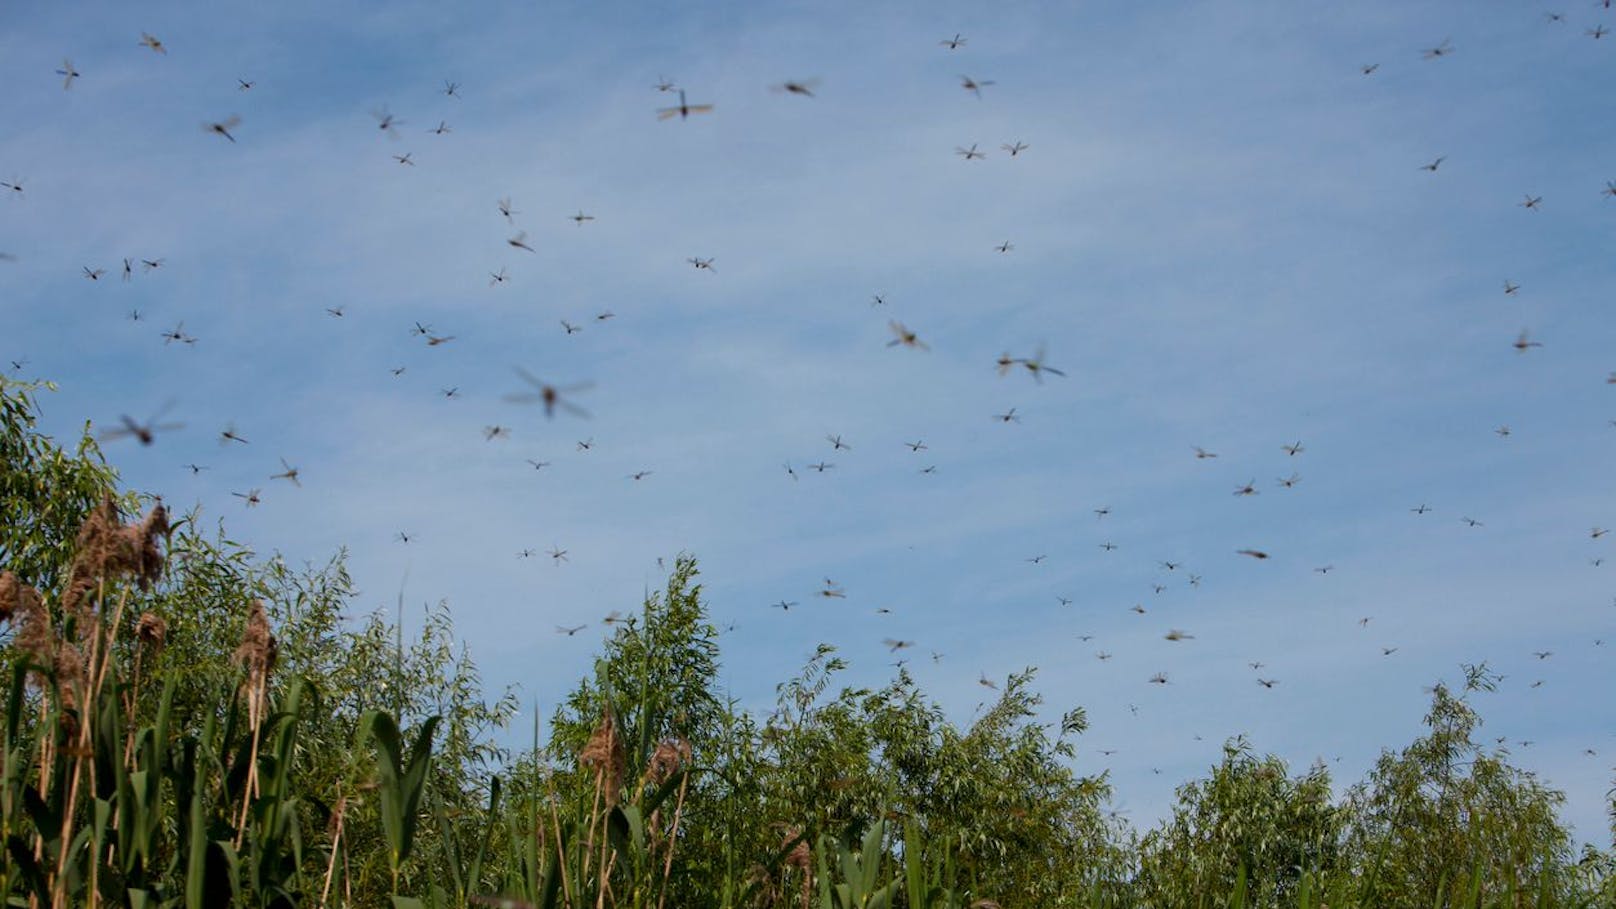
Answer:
[781,826,811,872]
[136,611,168,653]
[0,570,42,624]
[13,585,55,683]
[579,709,627,805]
[646,736,692,785]
[61,497,171,621]
[231,599,278,688]
[127,501,171,590]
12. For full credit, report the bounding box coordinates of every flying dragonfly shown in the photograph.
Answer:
[1604,181,1616,199]
[232,489,262,508]
[372,106,403,136]
[489,267,508,286]
[940,33,967,49]
[83,266,106,281]
[238,78,254,91]
[161,322,195,345]
[497,197,517,222]
[1503,280,1520,296]
[1422,38,1454,59]
[1513,329,1542,352]
[206,116,241,143]
[688,256,715,271]
[906,440,928,452]
[508,232,535,252]
[995,241,1014,253]
[1,178,23,197]
[141,258,164,271]
[993,408,1021,423]
[657,90,713,120]
[556,624,586,636]
[955,144,986,160]
[772,79,819,97]
[1194,446,1218,459]
[1002,141,1029,156]
[443,80,461,97]
[271,458,301,487]
[807,461,834,473]
[392,152,414,166]
[1016,346,1066,383]
[1283,441,1305,456]
[819,579,846,599]
[1278,472,1301,488]
[1233,480,1258,496]
[570,210,595,225]
[1420,156,1446,172]
[886,321,929,350]
[1520,194,1543,211]
[430,121,451,135]
[484,425,512,441]
[504,367,592,418]
[959,75,995,97]
[99,402,184,446]
[139,32,167,54]
[219,424,249,445]
[561,320,581,335]
[827,434,851,451]
[1589,24,1610,38]
[1360,63,1379,75]
[122,258,134,282]
[56,59,80,90]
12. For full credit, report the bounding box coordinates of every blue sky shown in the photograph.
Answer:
[3,0,1614,843]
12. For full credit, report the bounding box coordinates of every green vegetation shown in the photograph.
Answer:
[0,374,1613,907]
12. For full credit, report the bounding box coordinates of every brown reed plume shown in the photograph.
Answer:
[231,599,278,845]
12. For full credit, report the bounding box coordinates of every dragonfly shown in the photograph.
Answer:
[556,624,586,636]
[688,256,715,271]
[271,458,301,486]
[430,121,451,135]
[1512,329,1542,352]
[161,322,196,345]
[508,231,535,252]
[1002,141,1029,156]
[561,319,581,335]
[83,266,106,281]
[497,197,517,222]
[959,75,995,97]
[1520,194,1543,211]
[141,258,165,271]
[940,33,967,49]
[489,267,508,286]
[1016,346,1066,382]
[238,78,255,91]
[992,408,1021,423]
[372,106,403,136]
[1282,441,1305,456]
[1361,63,1379,75]
[443,80,461,97]
[1422,38,1454,59]
[772,79,819,97]
[886,321,929,350]
[955,144,985,160]
[219,424,249,445]
[392,152,414,166]
[206,116,241,143]
[570,210,595,225]
[654,76,677,92]
[56,59,80,90]
[504,367,592,418]
[1,178,23,197]
[656,90,713,120]
[232,489,262,508]
[827,434,851,451]
[1420,156,1446,172]
[140,32,167,54]
[1503,280,1519,296]
[100,402,185,446]
[995,240,1014,253]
